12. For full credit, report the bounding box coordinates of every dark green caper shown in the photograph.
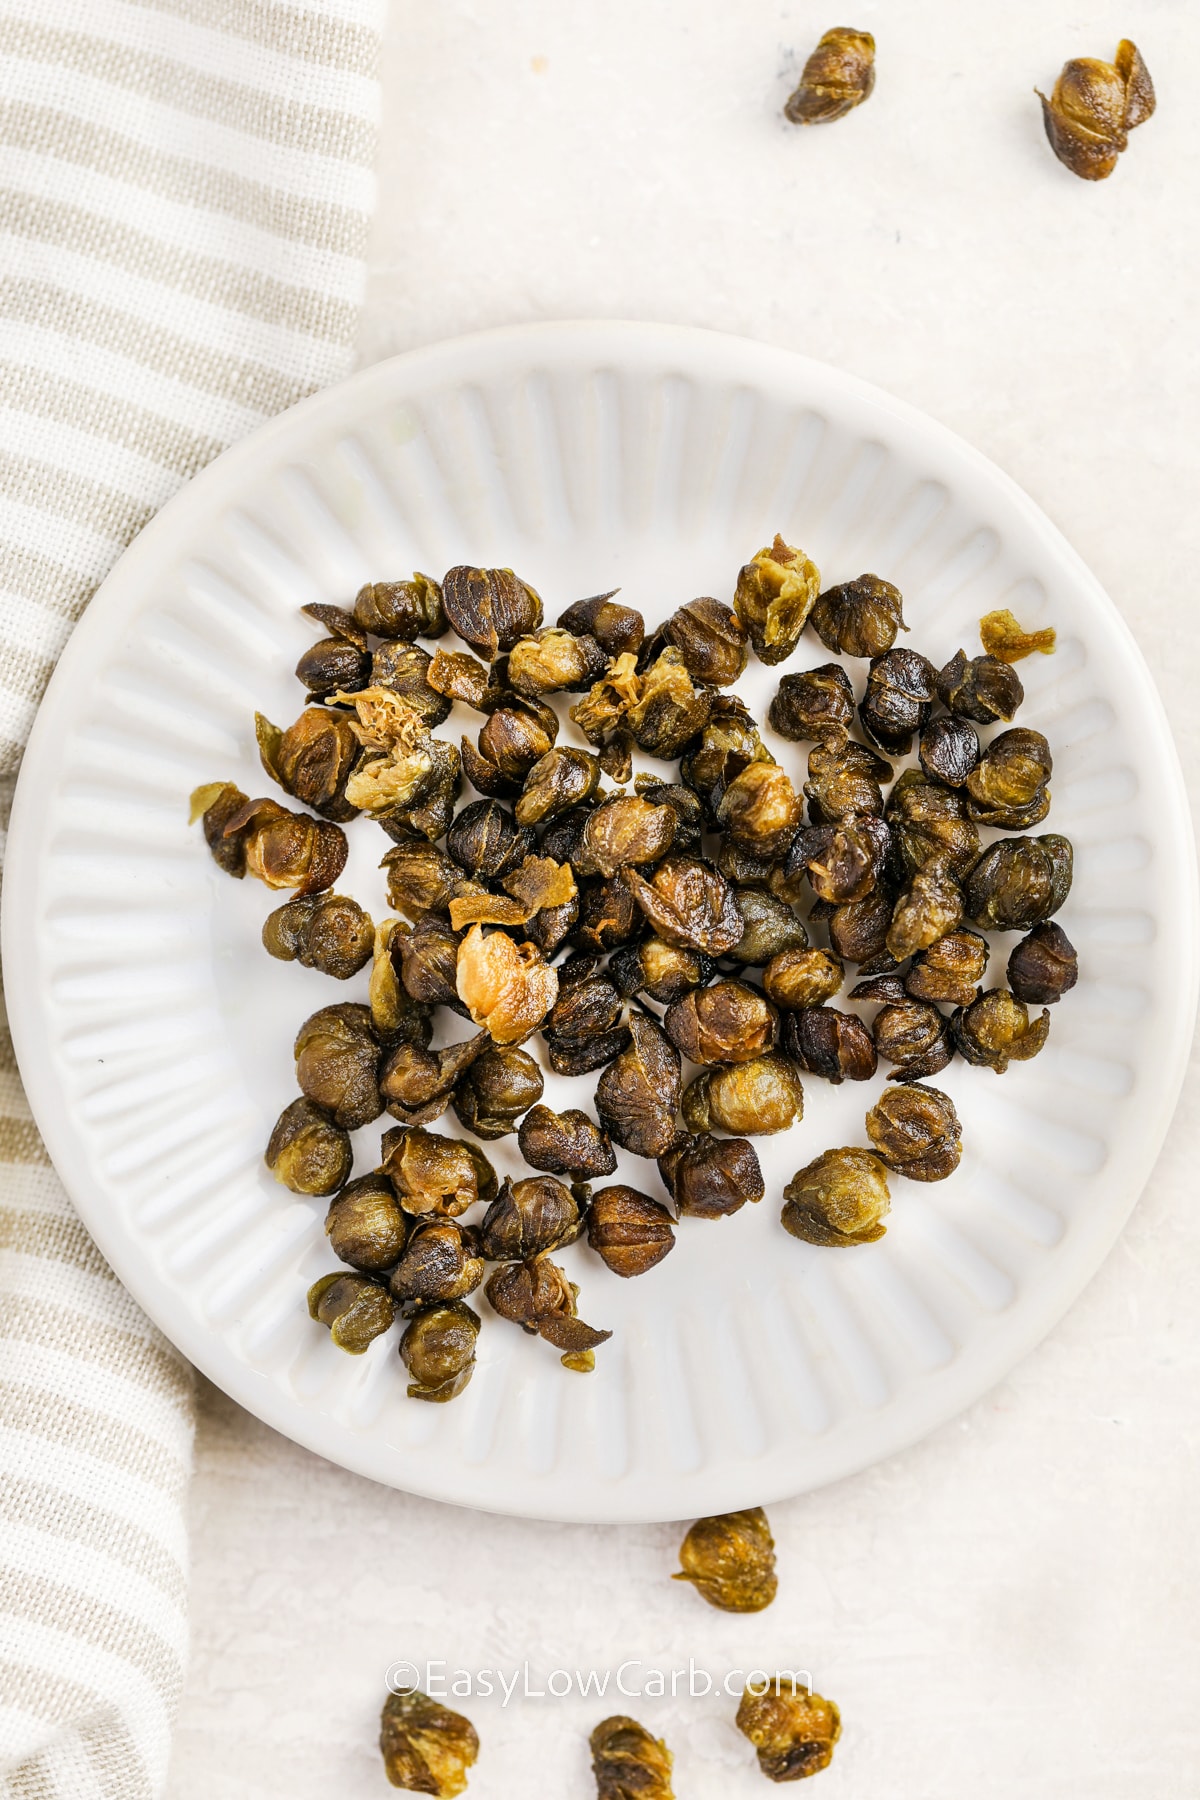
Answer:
[768,663,855,742]
[622,855,744,954]
[905,928,989,1007]
[963,834,1073,931]
[389,1219,485,1305]
[736,1680,841,1782]
[517,1104,618,1179]
[936,649,1023,724]
[294,1003,383,1129]
[369,642,452,727]
[859,648,937,754]
[785,818,890,906]
[265,1097,351,1195]
[543,972,629,1077]
[1007,920,1079,1005]
[658,1133,764,1218]
[572,795,678,878]
[608,935,715,1003]
[399,1301,480,1402]
[804,737,893,822]
[715,761,803,859]
[295,603,370,698]
[965,727,1052,828]
[353,572,445,640]
[307,1272,395,1353]
[873,998,954,1080]
[886,857,964,961]
[810,572,905,658]
[918,714,980,787]
[594,1012,681,1158]
[485,1257,612,1370]
[325,1173,408,1272]
[681,1052,804,1136]
[557,590,645,658]
[783,1006,877,1083]
[571,876,647,955]
[679,695,770,809]
[255,707,359,820]
[662,596,748,684]
[515,746,601,826]
[886,769,980,877]
[379,1031,489,1127]
[451,1044,544,1138]
[446,798,535,880]
[441,564,542,659]
[665,979,778,1066]
[479,1173,586,1260]
[762,946,844,1009]
[828,888,897,971]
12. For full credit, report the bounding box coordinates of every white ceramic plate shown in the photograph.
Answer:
[5,322,1195,1523]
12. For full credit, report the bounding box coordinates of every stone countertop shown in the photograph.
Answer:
[168,3,1200,1794]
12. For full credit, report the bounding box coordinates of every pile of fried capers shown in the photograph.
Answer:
[193,541,1076,1401]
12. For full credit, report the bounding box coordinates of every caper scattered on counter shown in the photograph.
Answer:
[674,1507,778,1612]
[1037,40,1154,181]
[380,1687,478,1796]
[591,1716,675,1800]
[736,1679,842,1781]
[784,26,876,126]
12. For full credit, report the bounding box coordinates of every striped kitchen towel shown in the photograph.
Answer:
[0,2,385,1794]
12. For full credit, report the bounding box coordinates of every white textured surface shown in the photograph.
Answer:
[169,2,1200,1796]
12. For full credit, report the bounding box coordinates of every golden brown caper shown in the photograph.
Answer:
[200,792,348,894]
[804,737,893,822]
[387,912,465,1018]
[380,1032,490,1128]
[307,1272,395,1353]
[381,1124,498,1218]
[782,1147,890,1246]
[733,534,821,665]
[265,1097,352,1195]
[572,876,647,955]
[189,780,249,877]
[662,595,749,684]
[785,25,875,124]
[517,1104,618,1179]
[783,1006,877,1083]
[590,1716,674,1800]
[367,642,452,728]
[427,646,492,709]
[873,998,954,1080]
[828,888,897,972]
[354,572,446,640]
[622,855,744,953]
[658,1133,764,1218]
[810,572,904,657]
[572,795,678,879]
[451,1043,543,1138]
[558,590,646,658]
[295,603,371,697]
[255,707,359,821]
[736,1679,841,1781]
[952,988,1050,1073]
[965,727,1052,828]
[716,761,804,859]
[1037,41,1154,182]
[262,892,374,979]
[485,1257,612,1370]
[918,714,980,788]
[325,1173,408,1272]
[763,946,844,1010]
[866,1083,962,1181]
[675,1507,777,1612]
[389,1219,485,1305]
[859,647,938,754]
[399,1301,480,1403]
[479,1173,586,1260]
[515,746,602,826]
[446,799,533,880]
[608,936,716,1004]
[294,1003,383,1129]
[905,928,989,1008]
[936,649,1023,724]
[979,608,1059,662]
[1007,920,1078,1005]
[681,1051,804,1136]
[587,1185,675,1277]
[785,817,890,906]
[665,979,779,1066]
[768,663,855,743]
[380,1688,478,1797]
[595,1012,682,1158]
[379,839,468,922]
[886,856,964,962]
[508,627,607,696]
[679,695,771,806]
[441,563,542,658]
[455,924,559,1044]
[963,834,1073,931]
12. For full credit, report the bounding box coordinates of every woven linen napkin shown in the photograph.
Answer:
[0,2,385,1793]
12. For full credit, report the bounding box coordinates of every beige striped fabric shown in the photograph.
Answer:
[0,2,385,1793]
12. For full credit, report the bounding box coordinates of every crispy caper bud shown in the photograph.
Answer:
[866,1083,962,1182]
[783,1006,877,1084]
[427,646,492,708]
[662,595,748,684]
[462,706,558,799]
[785,817,890,906]
[681,1051,804,1137]
[963,833,1073,931]
[803,737,893,822]
[293,1003,382,1129]
[380,1688,478,1796]
[543,973,629,1077]
[1007,920,1078,1005]
[389,1219,485,1305]
[210,795,348,894]
[307,1273,395,1354]
[381,1124,498,1219]
[905,928,989,1007]
[558,590,646,658]
[374,736,462,845]
[485,1257,612,1370]
[810,572,904,657]
[782,1147,890,1247]
[873,998,954,1080]
[859,647,937,754]
[455,925,559,1045]
[515,746,601,825]
[828,888,896,971]
[479,1173,586,1260]
[189,780,250,876]
[441,563,542,659]
[784,24,875,124]
[262,892,374,979]
[634,781,706,855]
[265,1097,351,1195]
[736,1680,842,1782]
[399,1301,480,1403]
[597,726,635,783]
[255,707,359,821]
[369,642,452,727]
[445,798,532,880]
[768,663,855,742]
[594,1012,681,1158]
[848,972,907,1005]
[608,936,715,1004]
[721,890,807,969]
[572,876,647,955]
[573,795,678,878]
[591,1716,674,1800]
[936,649,1023,724]
[979,608,1058,662]
[379,840,465,922]
[582,647,711,759]
[886,769,980,877]
[623,854,743,954]
[389,912,464,1017]
[587,1185,675,1277]
[380,1032,489,1128]
[674,1507,777,1612]
[679,695,771,808]
[953,988,1050,1073]
[966,727,1052,828]
[325,1173,408,1272]
[452,1043,543,1138]
[763,946,844,1010]
[295,604,371,698]
[919,714,980,788]
[1037,40,1154,182]
[716,761,804,860]
[733,534,821,665]
[517,1104,617,1179]
[665,980,778,1066]
[353,572,446,640]
[507,626,607,696]
[887,856,964,962]
[658,1132,764,1218]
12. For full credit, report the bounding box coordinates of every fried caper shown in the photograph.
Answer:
[725,889,810,967]
[294,1003,383,1129]
[558,590,646,658]
[389,1219,485,1305]
[859,647,938,754]
[608,936,715,1004]
[966,727,1052,828]
[733,534,821,665]
[622,855,744,954]
[325,1173,408,1272]
[919,714,980,787]
[479,1173,586,1260]
[1007,920,1078,1005]
[572,794,678,878]
[369,642,452,727]
[587,1185,675,1277]
[979,608,1058,662]
[195,791,348,894]
[262,892,374,979]
[866,1083,962,1181]
[783,1006,877,1084]
[936,649,1023,724]
[380,1688,478,1795]
[515,746,601,826]
[665,980,779,1066]
[785,817,890,906]
[662,595,748,684]
[590,1716,674,1800]
[886,769,980,877]
[658,1132,764,1218]
[295,604,370,697]
[782,1147,890,1246]
[381,1124,498,1218]
[462,699,559,798]
[455,924,559,1044]
[1037,40,1155,182]
[785,24,875,124]
[736,1680,841,1782]
[768,663,855,742]
[763,946,844,1010]
[572,876,647,955]
[380,1031,490,1127]
[595,1012,682,1158]
[886,856,964,962]
[810,572,904,657]
[543,971,628,1077]
[905,928,989,1008]
[953,988,1050,1073]
[517,1104,618,1179]
[508,626,607,696]
[804,737,893,822]
[255,707,359,821]
[674,1507,777,1612]
[716,761,803,859]
[354,572,445,640]
[307,1272,395,1353]
[399,1301,480,1402]
[679,696,771,809]
[441,563,542,658]
[485,1258,612,1370]
[451,1044,543,1138]
[681,1052,804,1136]
[873,998,954,1080]
[637,779,705,853]
[445,799,531,880]
[265,1097,351,1195]
[427,646,492,709]
[963,833,1073,931]
[828,888,897,971]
